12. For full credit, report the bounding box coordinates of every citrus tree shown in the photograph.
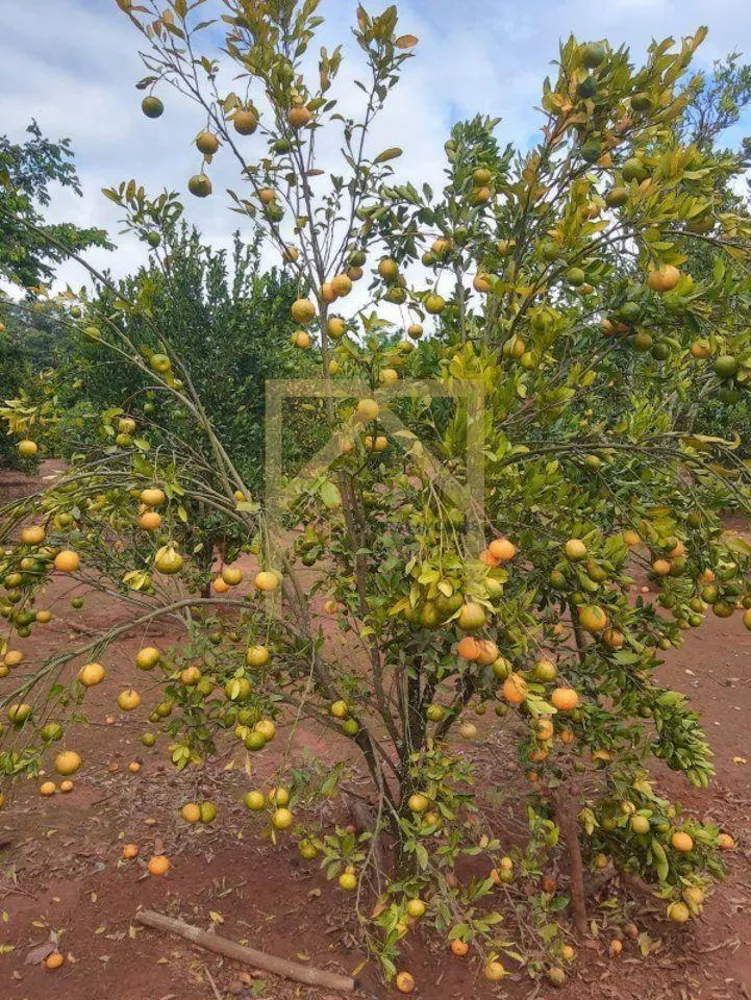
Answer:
[1,0,751,989]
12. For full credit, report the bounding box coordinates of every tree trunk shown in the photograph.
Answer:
[553,786,588,936]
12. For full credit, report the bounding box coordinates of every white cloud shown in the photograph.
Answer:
[1,0,749,297]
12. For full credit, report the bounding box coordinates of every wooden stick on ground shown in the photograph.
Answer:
[135,909,358,993]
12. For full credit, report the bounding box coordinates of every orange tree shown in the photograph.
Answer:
[2,0,751,986]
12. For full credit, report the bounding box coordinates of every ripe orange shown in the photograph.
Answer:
[475,639,499,666]
[288,105,312,128]
[21,525,45,545]
[254,571,280,592]
[213,577,230,594]
[502,673,528,705]
[196,130,219,155]
[291,299,316,324]
[671,831,694,853]
[147,855,170,876]
[122,843,139,859]
[139,510,162,530]
[331,273,352,297]
[292,329,310,348]
[136,647,160,670]
[488,537,516,562]
[652,559,671,577]
[246,645,270,668]
[535,718,554,741]
[55,751,81,776]
[54,550,80,573]
[45,952,64,970]
[378,258,398,281]
[457,635,480,661]
[181,802,201,824]
[118,689,141,712]
[355,398,379,422]
[78,662,105,687]
[579,605,608,633]
[717,833,735,850]
[408,793,430,813]
[484,960,505,982]
[272,807,294,830]
[40,781,56,796]
[667,901,690,924]
[3,650,23,667]
[395,971,415,994]
[564,538,587,560]
[60,779,74,793]
[233,108,258,135]
[647,265,680,293]
[551,687,579,712]
[450,939,469,957]
[140,488,165,508]
[623,529,641,547]
[609,939,623,957]
[128,761,141,774]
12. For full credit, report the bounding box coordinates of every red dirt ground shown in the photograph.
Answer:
[0,465,749,1000]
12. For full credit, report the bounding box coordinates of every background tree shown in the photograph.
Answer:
[1,2,750,989]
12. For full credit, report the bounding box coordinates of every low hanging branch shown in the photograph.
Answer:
[135,909,358,993]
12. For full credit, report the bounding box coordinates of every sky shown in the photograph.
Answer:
[1,0,750,292]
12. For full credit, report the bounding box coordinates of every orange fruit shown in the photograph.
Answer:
[78,662,105,687]
[291,299,316,324]
[60,780,74,793]
[287,105,312,128]
[551,687,579,712]
[671,831,693,853]
[457,602,486,631]
[246,645,270,668]
[609,939,623,957]
[717,833,735,850]
[136,647,160,670]
[272,807,294,830]
[118,689,141,712]
[213,577,230,594]
[406,898,426,918]
[488,537,516,562]
[484,960,505,982]
[355,398,379,422]
[21,525,46,545]
[122,843,139,859]
[3,650,23,667]
[139,510,162,530]
[502,673,528,705]
[18,439,38,457]
[128,761,141,774]
[475,639,499,665]
[450,938,469,957]
[54,550,80,573]
[40,781,56,796]
[408,793,430,813]
[140,488,165,508]
[254,571,280,592]
[667,901,690,924]
[147,855,170,876]
[181,802,201,824]
[55,751,81,776]
[579,605,608,633]
[395,971,416,993]
[45,952,64,970]
[564,538,587,560]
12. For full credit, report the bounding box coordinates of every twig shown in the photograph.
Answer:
[203,963,223,1000]
[135,909,357,993]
